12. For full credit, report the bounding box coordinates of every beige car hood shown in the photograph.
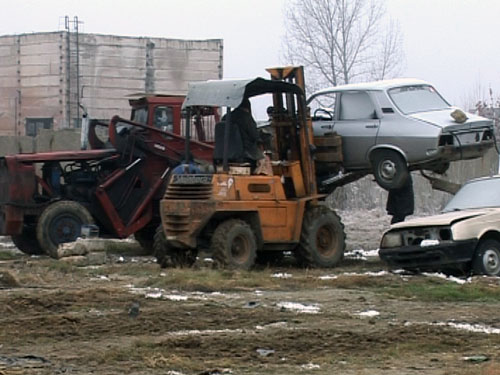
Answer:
[390,208,500,228]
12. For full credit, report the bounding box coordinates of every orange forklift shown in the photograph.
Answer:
[154,66,345,269]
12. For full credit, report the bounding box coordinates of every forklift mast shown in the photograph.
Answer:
[266,66,317,196]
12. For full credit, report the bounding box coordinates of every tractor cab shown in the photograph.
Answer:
[155,66,346,269]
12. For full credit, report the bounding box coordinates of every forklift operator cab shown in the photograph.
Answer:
[155,67,346,270]
[183,76,310,195]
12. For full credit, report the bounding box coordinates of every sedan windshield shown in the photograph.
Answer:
[442,178,500,212]
[388,85,450,114]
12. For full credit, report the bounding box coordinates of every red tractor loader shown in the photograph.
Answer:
[0,97,217,257]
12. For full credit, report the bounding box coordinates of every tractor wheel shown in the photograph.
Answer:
[371,150,408,190]
[153,225,196,268]
[11,225,44,255]
[473,239,500,276]
[36,201,94,259]
[211,219,257,270]
[296,206,345,268]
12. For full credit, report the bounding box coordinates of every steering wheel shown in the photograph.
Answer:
[313,108,333,121]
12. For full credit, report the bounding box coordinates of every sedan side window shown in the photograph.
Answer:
[309,93,336,121]
[339,92,377,120]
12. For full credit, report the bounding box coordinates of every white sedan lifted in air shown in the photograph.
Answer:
[308,79,495,190]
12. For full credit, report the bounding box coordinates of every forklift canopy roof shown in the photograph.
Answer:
[182,78,304,109]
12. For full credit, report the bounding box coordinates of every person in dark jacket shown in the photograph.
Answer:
[386,174,414,224]
[230,98,264,164]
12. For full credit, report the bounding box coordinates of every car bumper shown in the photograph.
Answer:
[439,139,494,161]
[379,239,477,270]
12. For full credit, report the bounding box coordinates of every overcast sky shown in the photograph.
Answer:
[2,0,500,109]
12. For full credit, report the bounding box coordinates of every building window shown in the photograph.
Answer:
[25,118,53,137]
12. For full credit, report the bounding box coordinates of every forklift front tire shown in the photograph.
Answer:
[212,219,257,270]
[153,225,196,268]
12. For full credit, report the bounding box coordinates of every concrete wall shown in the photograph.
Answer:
[0,128,81,155]
[0,33,64,136]
[0,32,223,136]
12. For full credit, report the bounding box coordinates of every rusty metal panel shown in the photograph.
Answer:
[160,199,216,249]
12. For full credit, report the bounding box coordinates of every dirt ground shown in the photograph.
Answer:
[0,210,499,375]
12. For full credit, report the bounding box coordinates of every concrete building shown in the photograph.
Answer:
[0,31,223,136]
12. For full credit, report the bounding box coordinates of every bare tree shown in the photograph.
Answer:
[283,0,404,91]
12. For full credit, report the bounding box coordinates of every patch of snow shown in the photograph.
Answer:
[437,321,500,334]
[271,272,292,279]
[277,302,320,314]
[129,286,189,301]
[255,321,287,330]
[344,249,379,259]
[166,371,186,375]
[131,287,239,302]
[342,271,389,277]
[165,294,188,301]
[145,291,164,299]
[319,271,388,280]
[405,321,500,334]
[117,256,125,263]
[90,275,110,281]
[254,290,264,295]
[301,362,320,370]
[318,275,338,280]
[357,310,380,318]
[170,328,243,336]
[391,269,407,274]
[88,308,104,316]
[422,272,470,284]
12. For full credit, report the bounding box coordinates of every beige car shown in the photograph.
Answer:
[379,175,500,276]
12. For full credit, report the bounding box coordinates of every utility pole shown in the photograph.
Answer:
[64,16,84,128]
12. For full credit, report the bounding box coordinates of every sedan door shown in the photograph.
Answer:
[332,91,380,169]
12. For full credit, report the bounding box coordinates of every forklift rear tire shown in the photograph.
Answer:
[36,201,94,259]
[212,219,257,270]
[296,206,345,268]
[153,225,196,268]
[11,225,44,255]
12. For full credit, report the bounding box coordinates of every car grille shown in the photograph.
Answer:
[400,226,452,246]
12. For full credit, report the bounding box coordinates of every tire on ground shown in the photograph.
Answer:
[371,149,408,190]
[296,206,345,268]
[473,239,500,276]
[211,219,257,270]
[153,225,196,268]
[36,201,94,258]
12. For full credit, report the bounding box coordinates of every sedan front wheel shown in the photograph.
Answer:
[473,239,500,276]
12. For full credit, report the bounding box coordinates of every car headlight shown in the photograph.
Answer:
[381,232,403,248]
